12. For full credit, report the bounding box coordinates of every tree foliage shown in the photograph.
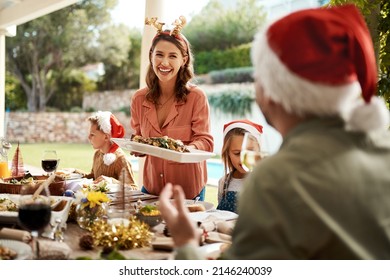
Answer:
[6,0,119,112]
[184,0,266,52]
[328,0,390,106]
[5,71,26,111]
[97,27,141,90]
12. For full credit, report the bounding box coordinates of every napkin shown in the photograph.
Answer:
[0,228,31,243]
[152,236,175,251]
[200,219,236,235]
[205,231,231,244]
[37,240,72,259]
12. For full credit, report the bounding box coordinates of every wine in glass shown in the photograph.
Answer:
[18,184,51,259]
[41,150,59,175]
[240,132,266,172]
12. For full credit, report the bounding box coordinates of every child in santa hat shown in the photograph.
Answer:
[217,120,263,213]
[158,4,390,260]
[84,111,137,189]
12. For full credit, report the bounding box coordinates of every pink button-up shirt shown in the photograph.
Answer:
[130,86,214,199]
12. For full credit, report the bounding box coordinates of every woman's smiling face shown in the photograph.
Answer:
[151,40,187,84]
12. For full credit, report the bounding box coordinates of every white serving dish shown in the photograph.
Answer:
[112,138,215,163]
[0,239,33,259]
[0,194,73,228]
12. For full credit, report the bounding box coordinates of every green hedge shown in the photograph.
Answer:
[195,43,251,74]
[208,88,255,117]
[209,67,254,84]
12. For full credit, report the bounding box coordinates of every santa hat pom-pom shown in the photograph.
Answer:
[347,96,390,132]
[103,153,116,166]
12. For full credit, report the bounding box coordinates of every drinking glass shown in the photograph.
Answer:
[18,184,51,259]
[240,132,268,172]
[41,150,59,175]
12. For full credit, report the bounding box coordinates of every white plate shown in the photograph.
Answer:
[153,199,214,211]
[65,173,83,180]
[197,243,225,259]
[0,239,33,260]
[188,210,238,222]
[56,169,83,180]
[112,138,215,163]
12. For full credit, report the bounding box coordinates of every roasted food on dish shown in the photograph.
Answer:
[186,203,206,212]
[7,176,34,185]
[132,135,190,153]
[139,205,161,216]
[55,168,85,179]
[0,198,18,211]
[0,245,17,260]
[82,181,109,193]
[135,205,162,227]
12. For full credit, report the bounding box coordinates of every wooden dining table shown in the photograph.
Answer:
[63,222,173,260]
[52,188,174,260]
[1,181,235,260]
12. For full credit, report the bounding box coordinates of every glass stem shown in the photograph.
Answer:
[31,231,39,259]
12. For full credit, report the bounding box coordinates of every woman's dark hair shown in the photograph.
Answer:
[145,31,194,104]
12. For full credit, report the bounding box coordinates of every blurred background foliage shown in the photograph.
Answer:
[5,0,390,114]
[328,0,390,107]
[208,89,255,117]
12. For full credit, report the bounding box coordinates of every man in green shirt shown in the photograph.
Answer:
[158,4,390,259]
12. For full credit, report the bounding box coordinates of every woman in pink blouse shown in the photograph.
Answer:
[130,17,214,200]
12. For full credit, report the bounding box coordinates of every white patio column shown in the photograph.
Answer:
[136,0,168,188]
[0,26,16,138]
[0,30,5,138]
[140,0,168,87]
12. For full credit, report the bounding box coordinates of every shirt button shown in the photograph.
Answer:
[160,173,164,178]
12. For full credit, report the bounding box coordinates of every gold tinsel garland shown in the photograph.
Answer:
[89,217,153,250]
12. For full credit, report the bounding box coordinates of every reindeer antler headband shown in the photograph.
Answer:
[145,15,187,38]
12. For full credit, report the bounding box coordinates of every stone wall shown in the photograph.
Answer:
[82,90,135,111]
[81,84,253,112]
[6,112,131,143]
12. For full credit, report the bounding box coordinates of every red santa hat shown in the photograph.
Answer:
[251,4,389,132]
[91,111,125,165]
[223,119,263,145]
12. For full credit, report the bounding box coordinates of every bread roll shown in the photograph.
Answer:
[187,203,206,212]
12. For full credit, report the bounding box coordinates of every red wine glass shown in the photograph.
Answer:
[18,184,51,259]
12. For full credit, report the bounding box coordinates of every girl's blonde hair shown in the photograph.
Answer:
[221,127,247,179]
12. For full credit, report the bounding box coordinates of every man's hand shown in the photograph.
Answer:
[158,183,200,247]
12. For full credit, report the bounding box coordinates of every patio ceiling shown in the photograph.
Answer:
[0,0,79,30]
[0,0,79,138]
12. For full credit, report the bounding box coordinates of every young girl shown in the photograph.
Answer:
[130,16,213,200]
[217,120,263,213]
[84,111,138,189]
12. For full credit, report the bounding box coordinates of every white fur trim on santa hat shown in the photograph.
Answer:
[103,153,116,166]
[94,111,112,135]
[223,123,262,146]
[346,96,390,132]
[251,29,389,132]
